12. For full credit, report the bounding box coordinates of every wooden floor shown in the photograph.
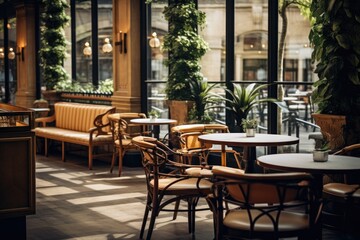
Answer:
[27,153,359,240]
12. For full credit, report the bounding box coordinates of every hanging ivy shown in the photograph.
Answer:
[39,0,70,90]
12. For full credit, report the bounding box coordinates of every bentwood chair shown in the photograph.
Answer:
[172,124,242,168]
[132,136,212,240]
[108,113,149,177]
[210,166,317,240]
[322,143,360,232]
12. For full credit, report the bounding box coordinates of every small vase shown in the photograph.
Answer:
[149,116,157,121]
[245,128,255,137]
[313,150,329,162]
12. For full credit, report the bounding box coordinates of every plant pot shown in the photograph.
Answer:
[149,116,157,121]
[167,100,194,125]
[245,128,255,137]
[313,150,329,162]
[312,113,346,151]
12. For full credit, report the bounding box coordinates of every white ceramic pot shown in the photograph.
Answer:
[245,128,255,137]
[313,150,329,162]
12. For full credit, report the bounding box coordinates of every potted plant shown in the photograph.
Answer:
[39,0,70,100]
[159,0,209,124]
[219,83,277,132]
[309,0,360,151]
[241,118,258,137]
[188,79,220,123]
[148,109,160,120]
[313,142,329,162]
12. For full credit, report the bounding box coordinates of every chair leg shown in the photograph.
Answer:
[118,149,125,177]
[173,199,180,220]
[44,138,48,157]
[88,145,93,170]
[61,141,65,162]
[146,206,158,240]
[110,148,117,173]
[140,204,150,239]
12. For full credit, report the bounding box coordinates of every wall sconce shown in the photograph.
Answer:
[83,42,92,56]
[149,32,160,48]
[16,47,25,61]
[0,48,4,59]
[102,38,113,53]
[115,31,127,54]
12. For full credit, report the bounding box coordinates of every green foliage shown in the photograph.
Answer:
[188,79,221,123]
[219,83,277,128]
[309,0,360,115]
[39,0,70,90]
[241,118,258,129]
[148,109,160,118]
[162,0,209,101]
[54,78,113,94]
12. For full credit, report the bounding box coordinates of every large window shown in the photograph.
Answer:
[145,0,315,152]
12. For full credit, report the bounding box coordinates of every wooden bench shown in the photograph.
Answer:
[34,102,116,169]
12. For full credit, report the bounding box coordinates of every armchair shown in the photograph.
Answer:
[132,136,212,240]
[210,166,316,239]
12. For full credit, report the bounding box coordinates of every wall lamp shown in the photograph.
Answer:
[102,38,113,53]
[115,31,127,54]
[16,47,25,61]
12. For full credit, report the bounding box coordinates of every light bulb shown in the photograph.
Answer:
[83,42,92,56]
[149,32,160,48]
[102,38,113,53]
[8,48,15,60]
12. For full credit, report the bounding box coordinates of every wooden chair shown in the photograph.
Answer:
[210,166,317,240]
[132,136,212,240]
[322,143,360,232]
[107,113,149,177]
[172,124,242,168]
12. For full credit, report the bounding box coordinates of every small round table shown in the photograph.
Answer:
[130,118,177,139]
[198,133,299,172]
[257,153,360,239]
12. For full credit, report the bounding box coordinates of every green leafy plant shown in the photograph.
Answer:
[39,0,70,90]
[309,0,360,115]
[162,0,209,101]
[148,109,160,118]
[97,79,114,93]
[241,118,258,129]
[220,83,277,130]
[188,79,220,123]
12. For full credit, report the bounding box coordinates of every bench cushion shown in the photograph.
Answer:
[55,102,113,132]
[35,127,113,146]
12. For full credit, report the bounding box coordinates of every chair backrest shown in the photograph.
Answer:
[117,112,148,135]
[212,166,311,204]
[108,114,129,145]
[333,143,360,183]
[211,166,315,239]
[132,136,182,184]
[54,102,115,132]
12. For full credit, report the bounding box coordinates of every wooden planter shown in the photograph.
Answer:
[312,113,346,151]
[167,100,194,125]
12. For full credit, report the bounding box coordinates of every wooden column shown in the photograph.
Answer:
[14,2,37,108]
[111,0,142,112]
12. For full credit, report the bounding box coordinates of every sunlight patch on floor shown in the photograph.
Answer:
[67,192,146,205]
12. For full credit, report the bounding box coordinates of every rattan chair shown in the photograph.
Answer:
[210,166,317,240]
[172,124,242,168]
[322,143,360,232]
[132,136,212,240]
[108,113,149,177]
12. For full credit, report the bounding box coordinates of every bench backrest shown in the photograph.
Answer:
[54,102,115,132]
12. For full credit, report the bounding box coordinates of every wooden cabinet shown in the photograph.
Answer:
[0,104,35,238]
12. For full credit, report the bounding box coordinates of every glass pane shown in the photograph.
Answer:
[0,20,4,102]
[98,0,113,84]
[278,1,315,153]
[76,0,92,83]
[198,0,226,124]
[7,18,16,104]
[147,1,168,119]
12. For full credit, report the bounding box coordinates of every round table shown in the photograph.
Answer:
[257,153,360,239]
[130,118,177,139]
[198,133,299,172]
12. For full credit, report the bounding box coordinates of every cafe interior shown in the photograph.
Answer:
[1,0,360,239]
